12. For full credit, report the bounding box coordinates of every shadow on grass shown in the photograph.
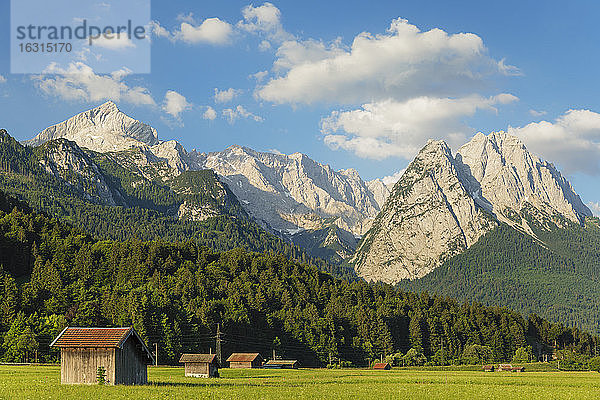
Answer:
[150,381,237,388]
[150,378,306,389]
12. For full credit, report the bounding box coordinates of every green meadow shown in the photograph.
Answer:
[1,365,600,399]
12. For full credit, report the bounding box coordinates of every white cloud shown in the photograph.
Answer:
[381,170,406,187]
[176,13,196,24]
[0,75,6,84]
[237,2,294,45]
[33,62,155,106]
[91,35,136,51]
[162,90,192,118]
[257,18,517,105]
[214,88,242,103]
[588,202,600,217]
[258,40,272,51]
[322,94,518,159]
[273,38,345,71]
[251,70,269,82]
[149,20,171,39]
[529,109,547,117]
[175,18,234,45]
[498,58,523,76]
[151,18,234,46]
[508,109,600,175]
[222,105,264,124]
[203,106,217,120]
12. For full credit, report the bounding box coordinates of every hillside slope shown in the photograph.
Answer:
[399,214,600,334]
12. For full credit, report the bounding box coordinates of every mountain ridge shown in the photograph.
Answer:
[25,101,390,237]
[353,133,592,284]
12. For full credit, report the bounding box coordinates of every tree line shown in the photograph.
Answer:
[0,189,597,367]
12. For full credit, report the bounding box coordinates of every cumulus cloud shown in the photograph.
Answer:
[588,202,600,217]
[237,2,294,45]
[322,94,518,159]
[222,105,264,124]
[91,35,136,51]
[508,109,600,175]
[176,18,234,45]
[273,38,345,71]
[257,18,518,105]
[149,20,171,39]
[0,75,6,84]
[381,170,406,187]
[176,13,196,24]
[214,88,242,103]
[33,62,155,106]
[251,70,269,82]
[162,90,192,118]
[203,106,217,120]
[529,109,547,117]
[151,17,234,46]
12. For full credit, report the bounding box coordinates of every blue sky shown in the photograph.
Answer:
[0,0,599,213]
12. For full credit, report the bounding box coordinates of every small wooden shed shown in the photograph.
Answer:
[373,362,391,370]
[498,363,524,372]
[226,353,263,368]
[263,360,298,369]
[179,354,220,378]
[50,327,154,385]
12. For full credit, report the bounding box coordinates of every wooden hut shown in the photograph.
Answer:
[373,362,391,370]
[50,327,154,385]
[263,359,298,369]
[226,353,263,368]
[179,354,220,378]
[498,364,525,372]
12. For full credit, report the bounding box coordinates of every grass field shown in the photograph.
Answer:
[1,365,599,399]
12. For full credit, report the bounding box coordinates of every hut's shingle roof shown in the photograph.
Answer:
[226,353,262,362]
[179,354,218,363]
[373,362,391,369]
[51,327,133,348]
[50,327,155,364]
[264,360,297,366]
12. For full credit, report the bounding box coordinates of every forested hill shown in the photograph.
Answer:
[0,128,351,279]
[399,211,600,335]
[0,189,597,367]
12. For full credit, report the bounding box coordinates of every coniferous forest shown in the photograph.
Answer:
[0,188,598,368]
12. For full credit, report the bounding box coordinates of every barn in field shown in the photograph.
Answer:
[498,364,525,372]
[263,359,299,369]
[226,353,263,368]
[179,354,220,378]
[50,327,154,385]
[373,362,391,370]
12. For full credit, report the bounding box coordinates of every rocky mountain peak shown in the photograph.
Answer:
[353,138,495,283]
[353,131,592,284]
[26,101,159,152]
[457,131,591,225]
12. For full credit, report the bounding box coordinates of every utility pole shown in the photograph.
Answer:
[216,323,222,366]
[273,348,276,361]
[154,343,158,366]
[442,337,446,365]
